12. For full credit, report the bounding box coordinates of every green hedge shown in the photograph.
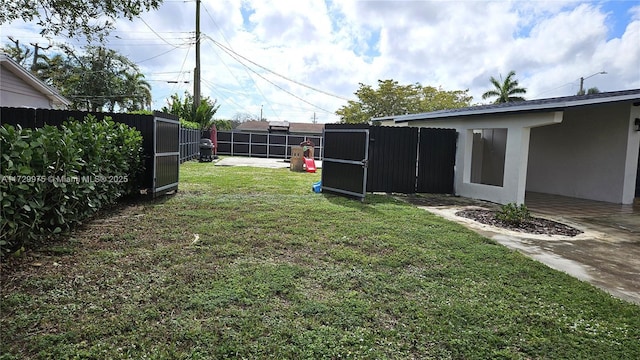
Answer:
[0,115,143,257]
[180,119,200,130]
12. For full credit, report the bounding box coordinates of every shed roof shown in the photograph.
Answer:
[236,120,324,134]
[0,53,70,108]
[374,89,640,123]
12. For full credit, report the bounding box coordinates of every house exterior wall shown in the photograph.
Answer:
[385,112,562,204]
[0,65,53,108]
[527,102,638,204]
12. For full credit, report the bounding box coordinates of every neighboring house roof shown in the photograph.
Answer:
[236,120,324,134]
[375,89,640,123]
[289,122,324,134]
[237,121,269,132]
[0,52,71,108]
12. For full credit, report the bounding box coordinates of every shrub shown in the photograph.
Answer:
[495,203,531,225]
[180,119,200,129]
[0,116,143,257]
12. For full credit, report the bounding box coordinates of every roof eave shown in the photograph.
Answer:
[1,53,71,107]
[382,92,640,123]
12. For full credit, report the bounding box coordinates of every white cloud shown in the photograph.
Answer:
[2,0,638,122]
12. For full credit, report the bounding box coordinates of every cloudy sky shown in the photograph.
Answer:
[4,0,640,123]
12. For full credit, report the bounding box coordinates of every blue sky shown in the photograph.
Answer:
[3,0,640,123]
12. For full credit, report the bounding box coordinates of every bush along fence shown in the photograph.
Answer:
[0,116,143,257]
[1,107,181,196]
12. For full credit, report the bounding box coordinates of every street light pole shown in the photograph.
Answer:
[579,71,607,95]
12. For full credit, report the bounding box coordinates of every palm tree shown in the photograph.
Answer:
[481,70,527,104]
[119,72,152,111]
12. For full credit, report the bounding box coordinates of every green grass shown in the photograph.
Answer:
[1,161,639,359]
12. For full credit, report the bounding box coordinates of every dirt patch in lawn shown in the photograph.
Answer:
[455,209,583,237]
[402,194,582,237]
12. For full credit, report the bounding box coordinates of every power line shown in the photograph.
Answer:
[205,36,333,114]
[139,17,191,49]
[136,46,183,64]
[201,78,246,115]
[199,3,280,120]
[201,37,281,121]
[208,37,352,102]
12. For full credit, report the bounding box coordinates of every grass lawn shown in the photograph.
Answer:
[1,161,639,359]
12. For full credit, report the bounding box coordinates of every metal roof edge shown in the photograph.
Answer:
[391,102,567,122]
[373,89,640,124]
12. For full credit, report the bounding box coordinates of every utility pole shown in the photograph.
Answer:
[193,0,201,108]
[578,71,606,95]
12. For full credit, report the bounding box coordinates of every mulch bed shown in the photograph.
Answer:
[455,209,583,237]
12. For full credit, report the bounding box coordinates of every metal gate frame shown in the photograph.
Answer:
[321,128,370,199]
[153,115,180,197]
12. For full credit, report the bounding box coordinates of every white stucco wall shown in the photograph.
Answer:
[0,65,53,108]
[387,112,562,205]
[527,102,638,204]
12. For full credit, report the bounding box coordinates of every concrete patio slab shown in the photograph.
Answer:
[418,202,640,305]
[214,156,322,169]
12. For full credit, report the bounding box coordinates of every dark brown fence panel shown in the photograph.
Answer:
[322,124,457,199]
[417,128,457,194]
[216,131,323,159]
[216,131,232,154]
[180,127,200,163]
[252,134,267,143]
[233,143,250,155]
[152,115,180,197]
[155,155,179,192]
[322,124,370,199]
[367,126,419,194]
[156,120,179,153]
[1,107,37,127]
[322,161,367,197]
[323,124,369,159]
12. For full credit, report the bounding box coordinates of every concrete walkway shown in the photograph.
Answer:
[215,156,322,169]
[418,195,640,305]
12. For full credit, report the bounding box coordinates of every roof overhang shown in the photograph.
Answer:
[0,53,71,107]
[374,89,640,123]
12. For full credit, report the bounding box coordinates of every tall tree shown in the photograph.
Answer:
[118,73,152,111]
[577,87,601,96]
[161,92,228,131]
[57,46,152,112]
[8,43,152,112]
[481,70,527,103]
[0,1,162,41]
[336,80,472,124]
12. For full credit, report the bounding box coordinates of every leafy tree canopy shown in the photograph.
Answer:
[481,70,527,104]
[577,87,600,96]
[161,92,231,131]
[0,0,162,41]
[335,80,473,124]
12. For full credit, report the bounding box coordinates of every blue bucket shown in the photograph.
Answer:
[312,180,322,193]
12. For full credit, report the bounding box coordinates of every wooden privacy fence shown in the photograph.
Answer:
[1,107,181,197]
[216,131,324,160]
[322,124,457,199]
